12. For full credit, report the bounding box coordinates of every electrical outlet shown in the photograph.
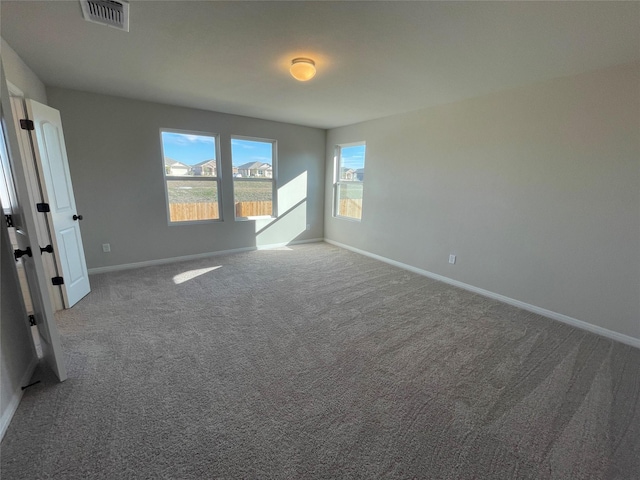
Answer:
[102,243,111,253]
[448,254,456,264]
[306,224,311,231]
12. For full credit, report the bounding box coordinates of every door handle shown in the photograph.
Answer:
[73,214,83,221]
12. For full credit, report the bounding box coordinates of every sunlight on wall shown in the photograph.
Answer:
[256,201,307,247]
[254,171,307,247]
[173,266,221,285]
[278,171,307,214]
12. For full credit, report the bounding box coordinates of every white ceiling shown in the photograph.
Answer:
[2,1,639,129]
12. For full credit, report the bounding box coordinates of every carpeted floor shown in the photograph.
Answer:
[1,243,639,479]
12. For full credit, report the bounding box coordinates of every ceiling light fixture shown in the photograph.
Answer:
[290,58,316,82]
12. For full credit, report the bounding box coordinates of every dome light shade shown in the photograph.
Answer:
[290,58,316,81]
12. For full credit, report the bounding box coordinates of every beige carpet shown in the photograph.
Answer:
[2,243,639,479]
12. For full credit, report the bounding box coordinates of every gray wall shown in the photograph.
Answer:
[46,88,326,269]
[325,63,640,340]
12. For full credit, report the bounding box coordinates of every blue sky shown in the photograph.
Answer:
[161,132,216,165]
[340,144,366,170]
[231,138,272,166]
[161,132,272,166]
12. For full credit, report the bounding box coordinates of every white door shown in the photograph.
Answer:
[24,99,90,308]
[9,96,64,312]
[1,66,67,381]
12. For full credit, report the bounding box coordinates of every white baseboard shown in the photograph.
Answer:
[324,239,640,349]
[0,356,38,440]
[88,238,324,275]
[255,238,323,250]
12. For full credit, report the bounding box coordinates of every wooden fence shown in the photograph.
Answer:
[169,201,272,221]
[235,201,272,218]
[170,199,361,221]
[337,198,363,218]
[169,202,220,221]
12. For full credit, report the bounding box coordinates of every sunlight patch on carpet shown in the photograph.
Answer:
[172,266,221,284]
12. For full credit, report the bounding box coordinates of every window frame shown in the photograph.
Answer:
[160,128,223,225]
[333,141,366,221]
[231,135,278,221]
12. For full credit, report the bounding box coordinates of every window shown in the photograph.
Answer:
[160,130,221,223]
[334,142,365,220]
[231,136,276,219]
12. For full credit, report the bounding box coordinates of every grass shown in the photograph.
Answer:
[167,179,273,204]
[339,182,363,200]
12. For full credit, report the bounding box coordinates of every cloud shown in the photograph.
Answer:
[232,139,256,149]
[183,134,214,144]
[164,132,215,146]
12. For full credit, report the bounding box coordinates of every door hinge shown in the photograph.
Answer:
[51,276,64,286]
[40,244,54,254]
[28,315,36,326]
[36,203,50,213]
[5,214,13,228]
[20,119,35,131]
[14,247,32,262]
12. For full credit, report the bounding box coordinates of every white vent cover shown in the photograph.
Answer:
[80,0,129,32]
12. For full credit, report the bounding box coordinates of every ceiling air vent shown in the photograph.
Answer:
[80,0,129,32]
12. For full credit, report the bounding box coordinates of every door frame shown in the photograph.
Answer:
[1,62,67,381]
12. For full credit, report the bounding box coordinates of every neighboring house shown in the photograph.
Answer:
[340,168,356,181]
[237,161,272,178]
[262,164,273,178]
[191,159,217,176]
[165,158,190,176]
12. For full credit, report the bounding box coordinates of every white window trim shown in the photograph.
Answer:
[333,141,365,221]
[231,135,278,220]
[160,128,223,225]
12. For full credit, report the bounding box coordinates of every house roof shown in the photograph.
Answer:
[2,2,638,129]
[164,158,188,168]
[193,159,217,167]
[237,161,271,170]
